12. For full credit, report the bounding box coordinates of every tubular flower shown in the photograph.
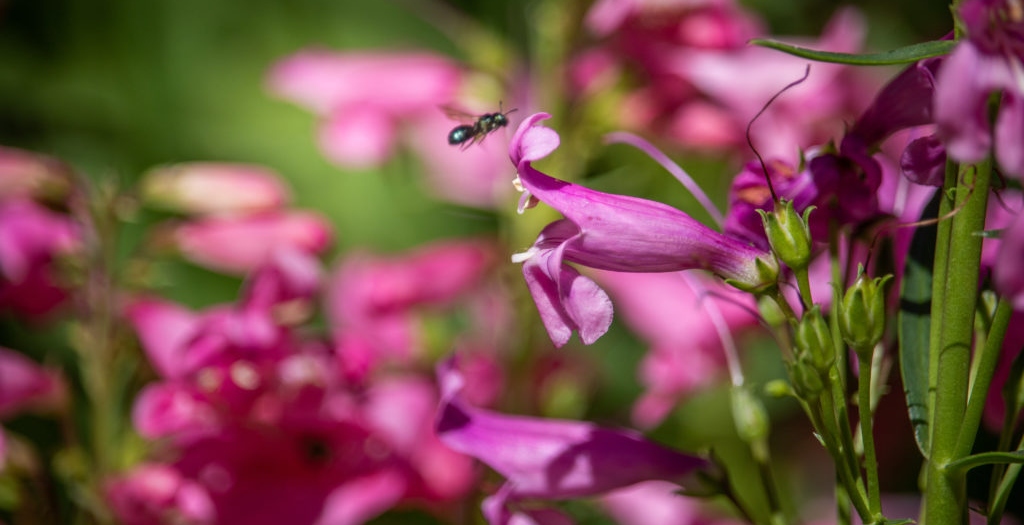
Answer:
[435,357,709,523]
[935,0,1024,179]
[510,113,778,346]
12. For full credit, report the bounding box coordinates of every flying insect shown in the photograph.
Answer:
[444,105,517,149]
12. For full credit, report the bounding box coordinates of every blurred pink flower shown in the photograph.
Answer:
[995,211,1024,309]
[171,210,332,275]
[325,239,494,368]
[140,162,291,216]
[106,463,215,525]
[593,271,759,428]
[0,346,62,418]
[268,49,461,169]
[0,146,71,202]
[0,198,80,317]
[666,7,869,157]
[601,481,735,525]
[934,0,1024,179]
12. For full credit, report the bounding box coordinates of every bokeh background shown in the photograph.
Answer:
[0,1,985,524]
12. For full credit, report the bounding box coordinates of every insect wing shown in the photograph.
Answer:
[440,104,478,124]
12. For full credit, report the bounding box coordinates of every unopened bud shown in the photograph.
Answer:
[790,357,825,399]
[838,269,893,355]
[757,200,814,272]
[794,306,835,372]
[731,387,770,446]
[141,162,290,216]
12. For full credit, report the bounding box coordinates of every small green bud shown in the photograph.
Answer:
[794,306,835,372]
[730,386,770,445]
[764,379,794,398]
[789,357,825,399]
[757,295,786,329]
[757,200,814,272]
[838,269,893,355]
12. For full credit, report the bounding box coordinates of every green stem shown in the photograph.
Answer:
[795,268,814,312]
[924,159,991,524]
[818,391,873,521]
[858,350,882,518]
[988,433,1024,525]
[926,162,956,440]
[956,298,1012,459]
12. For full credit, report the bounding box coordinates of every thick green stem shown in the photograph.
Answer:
[924,159,991,524]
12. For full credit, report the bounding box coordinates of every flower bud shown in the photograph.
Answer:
[757,199,814,272]
[730,387,769,448]
[838,270,893,355]
[140,163,290,216]
[789,357,826,399]
[794,306,835,372]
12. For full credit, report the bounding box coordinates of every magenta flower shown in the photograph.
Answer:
[0,146,71,201]
[0,346,62,418]
[435,357,709,522]
[171,210,332,275]
[592,271,760,428]
[267,50,461,169]
[325,239,494,369]
[510,113,777,346]
[995,211,1024,309]
[935,0,1024,179]
[0,198,80,317]
[140,162,291,216]
[105,463,215,525]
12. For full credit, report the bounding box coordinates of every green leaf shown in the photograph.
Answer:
[947,451,1024,474]
[898,193,941,457]
[749,39,956,66]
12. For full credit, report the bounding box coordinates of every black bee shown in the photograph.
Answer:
[444,105,517,149]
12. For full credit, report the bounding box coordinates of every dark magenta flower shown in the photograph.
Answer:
[435,357,709,522]
[510,113,778,347]
[935,0,1024,179]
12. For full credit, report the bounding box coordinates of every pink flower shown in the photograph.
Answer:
[666,7,868,158]
[0,198,80,317]
[435,357,709,522]
[511,113,777,346]
[994,210,1024,309]
[140,163,291,216]
[171,210,332,275]
[106,463,215,525]
[0,346,62,418]
[0,146,71,202]
[593,271,760,428]
[267,49,461,169]
[325,239,494,369]
[934,0,1024,179]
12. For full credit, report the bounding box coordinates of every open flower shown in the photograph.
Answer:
[510,113,777,346]
[435,357,709,523]
[935,0,1024,179]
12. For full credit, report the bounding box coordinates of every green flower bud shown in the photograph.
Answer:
[794,306,835,372]
[757,200,814,272]
[790,357,825,399]
[730,387,770,445]
[838,269,893,356]
[764,379,794,398]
